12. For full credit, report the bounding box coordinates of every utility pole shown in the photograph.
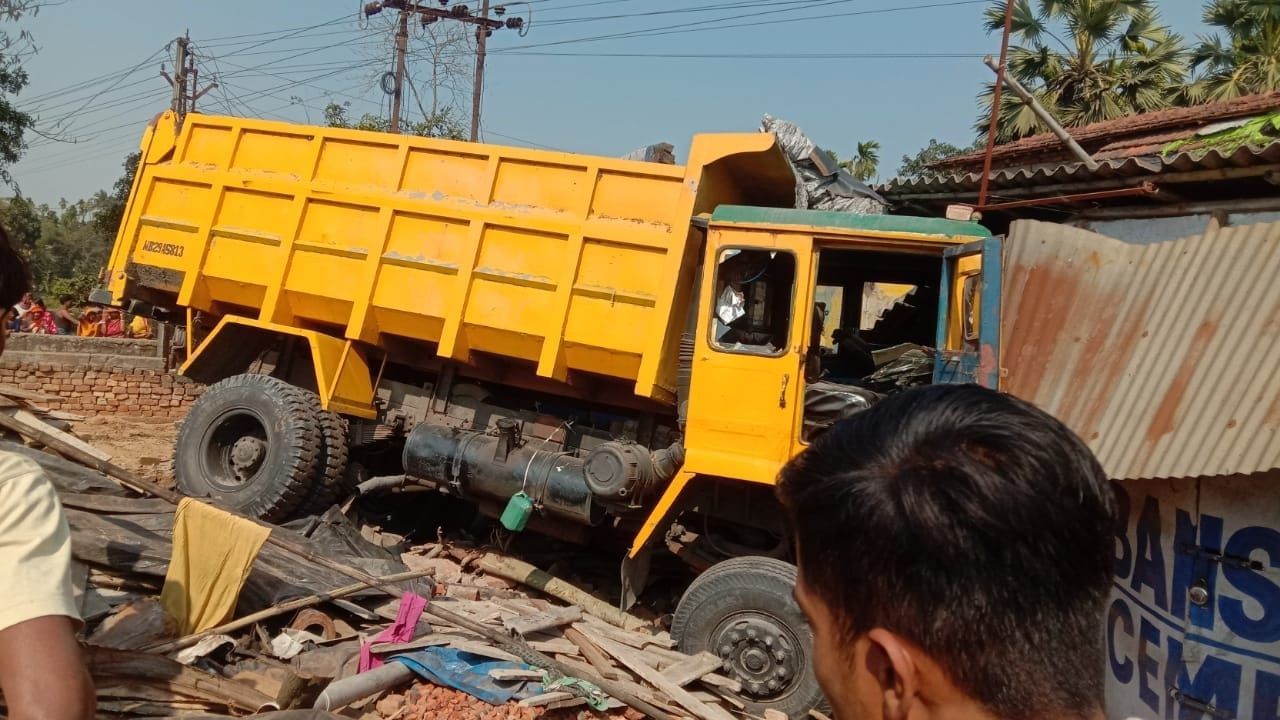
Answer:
[363,0,525,140]
[165,34,189,118]
[390,9,410,133]
[162,31,217,129]
[470,0,490,141]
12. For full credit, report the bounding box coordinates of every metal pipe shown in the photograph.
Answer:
[983,56,1099,171]
[978,0,1016,207]
[978,181,1159,211]
[355,474,411,495]
[313,661,415,710]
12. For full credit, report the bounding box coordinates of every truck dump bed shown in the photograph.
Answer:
[105,111,797,402]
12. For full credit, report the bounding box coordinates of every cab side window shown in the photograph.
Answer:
[711,249,796,356]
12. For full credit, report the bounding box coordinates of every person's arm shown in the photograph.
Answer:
[0,616,94,720]
[0,454,95,720]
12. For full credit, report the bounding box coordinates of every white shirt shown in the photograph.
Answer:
[0,451,79,631]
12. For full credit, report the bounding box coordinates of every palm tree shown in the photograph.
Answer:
[977,0,1189,142]
[1187,0,1280,103]
[840,141,881,182]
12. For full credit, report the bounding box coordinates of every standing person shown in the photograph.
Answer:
[0,230,96,719]
[54,296,78,336]
[778,384,1115,720]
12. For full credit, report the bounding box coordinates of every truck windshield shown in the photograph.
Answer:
[710,248,795,356]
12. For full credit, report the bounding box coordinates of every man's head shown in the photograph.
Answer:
[778,384,1115,720]
[0,228,31,355]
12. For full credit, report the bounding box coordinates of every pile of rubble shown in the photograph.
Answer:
[0,385,759,720]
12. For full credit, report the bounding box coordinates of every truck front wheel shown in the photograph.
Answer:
[174,374,322,522]
[671,556,827,718]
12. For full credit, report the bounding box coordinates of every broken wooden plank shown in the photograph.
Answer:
[0,409,111,461]
[526,637,579,656]
[588,632,737,720]
[579,616,675,649]
[488,668,544,682]
[446,639,523,664]
[697,671,744,694]
[503,604,582,636]
[470,552,650,631]
[662,651,724,687]
[518,691,577,708]
[563,626,627,681]
[86,646,275,713]
[574,623,678,670]
[0,384,61,403]
[370,636,452,654]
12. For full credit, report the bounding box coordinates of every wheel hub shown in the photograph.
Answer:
[230,436,267,479]
[715,615,799,699]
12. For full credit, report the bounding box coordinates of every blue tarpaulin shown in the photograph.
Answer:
[391,648,545,705]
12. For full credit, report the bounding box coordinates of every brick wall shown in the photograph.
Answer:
[0,336,202,419]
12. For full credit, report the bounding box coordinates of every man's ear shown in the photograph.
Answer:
[866,628,918,720]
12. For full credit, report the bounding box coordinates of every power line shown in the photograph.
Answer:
[495,0,988,52]
[496,50,986,59]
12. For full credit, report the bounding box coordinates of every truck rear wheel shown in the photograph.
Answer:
[297,406,350,516]
[671,556,826,718]
[174,374,322,522]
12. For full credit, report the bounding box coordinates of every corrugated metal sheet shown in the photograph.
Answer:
[882,142,1280,197]
[1000,219,1280,481]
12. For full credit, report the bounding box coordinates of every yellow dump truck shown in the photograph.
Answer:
[98,110,996,716]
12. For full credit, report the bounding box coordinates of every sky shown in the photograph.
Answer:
[9,0,1211,205]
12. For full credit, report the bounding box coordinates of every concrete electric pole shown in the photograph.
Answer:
[363,0,525,138]
[162,32,217,128]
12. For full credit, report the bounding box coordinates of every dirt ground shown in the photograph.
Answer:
[71,413,180,486]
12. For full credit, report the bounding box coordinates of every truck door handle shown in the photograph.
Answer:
[779,373,789,408]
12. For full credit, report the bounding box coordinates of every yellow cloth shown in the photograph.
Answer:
[160,498,270,634]
[0,452,80,631]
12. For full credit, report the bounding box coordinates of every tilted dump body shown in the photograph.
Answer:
[104,111,796,403]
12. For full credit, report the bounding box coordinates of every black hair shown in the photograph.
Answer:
[777,384,1115,720]
[0,225,30,310]
[59,294,74,305]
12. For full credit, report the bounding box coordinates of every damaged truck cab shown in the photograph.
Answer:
[97,110,993,717]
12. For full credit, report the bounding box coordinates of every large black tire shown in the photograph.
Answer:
[671,557,826,718]
[297,404,350,516]
[174,374,322,523]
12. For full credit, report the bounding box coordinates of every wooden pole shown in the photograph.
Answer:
[978,0,1016,207]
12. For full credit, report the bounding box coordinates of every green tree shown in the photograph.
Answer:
[842,141,881,182]
[825,141,882,182]
[93,151,141,239]
[1187,0,1280,103]
[978,0,1189,142]
[324,102,466,140]
[897,139,977,179]
[0,1,50,187]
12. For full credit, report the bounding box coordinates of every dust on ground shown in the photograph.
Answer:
[71,413,180,486]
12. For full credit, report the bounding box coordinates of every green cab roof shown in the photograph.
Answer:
[710,205,990,238]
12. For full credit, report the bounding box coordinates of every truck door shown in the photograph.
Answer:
[683,238,812,484]
[934,237,1002,388]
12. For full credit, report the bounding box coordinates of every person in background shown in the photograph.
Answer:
[76,307,102,337]
[778,384,1115,720]
[127,313,153,339]
[0,229,96,719]
[102,308,125,338]
[9,291,32,333]
[54,296,78,336]
[23,299,59,335]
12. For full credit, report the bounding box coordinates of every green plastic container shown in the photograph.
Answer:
[501,492,534,532]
